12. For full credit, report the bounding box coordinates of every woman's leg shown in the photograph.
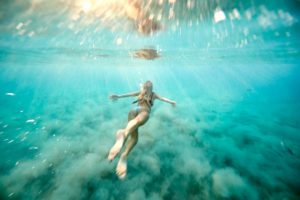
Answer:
[116,129,138,178]
[115,111,148,179]
[107,109,147,162]
[123,111,149,139]
[122,129,138,157]
[107,129,126,161]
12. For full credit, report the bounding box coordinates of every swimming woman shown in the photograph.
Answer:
[108,81,176,179]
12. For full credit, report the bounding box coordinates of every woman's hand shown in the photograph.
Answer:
[171,101,177,108]
[109,94,119,100]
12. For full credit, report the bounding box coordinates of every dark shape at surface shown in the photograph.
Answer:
[133,48,162,60]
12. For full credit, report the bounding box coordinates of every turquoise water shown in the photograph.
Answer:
[1,0,300,199]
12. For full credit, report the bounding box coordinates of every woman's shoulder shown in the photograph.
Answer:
[153,92,160,98]
[152,92,157,97]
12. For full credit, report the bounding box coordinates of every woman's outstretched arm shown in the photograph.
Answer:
[109,91,140,100]
[155,93,176,107]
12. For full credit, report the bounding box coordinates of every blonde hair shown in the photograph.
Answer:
[137,81,153,106]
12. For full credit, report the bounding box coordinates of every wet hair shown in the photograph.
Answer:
[137,81,153,106]
[142,81,153,91]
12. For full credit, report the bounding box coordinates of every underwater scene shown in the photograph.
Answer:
[0,0,300,199]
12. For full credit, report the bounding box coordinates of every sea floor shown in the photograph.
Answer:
[0,46,299,199]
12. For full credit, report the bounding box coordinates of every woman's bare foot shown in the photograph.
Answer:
[107,130,125,162]
[116,154,127,179]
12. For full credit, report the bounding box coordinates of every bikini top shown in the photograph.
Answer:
[132,92,154,107]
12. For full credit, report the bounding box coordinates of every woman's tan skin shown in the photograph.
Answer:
[108,81,176,179]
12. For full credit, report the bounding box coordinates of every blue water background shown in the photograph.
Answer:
[0,0,300,199]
